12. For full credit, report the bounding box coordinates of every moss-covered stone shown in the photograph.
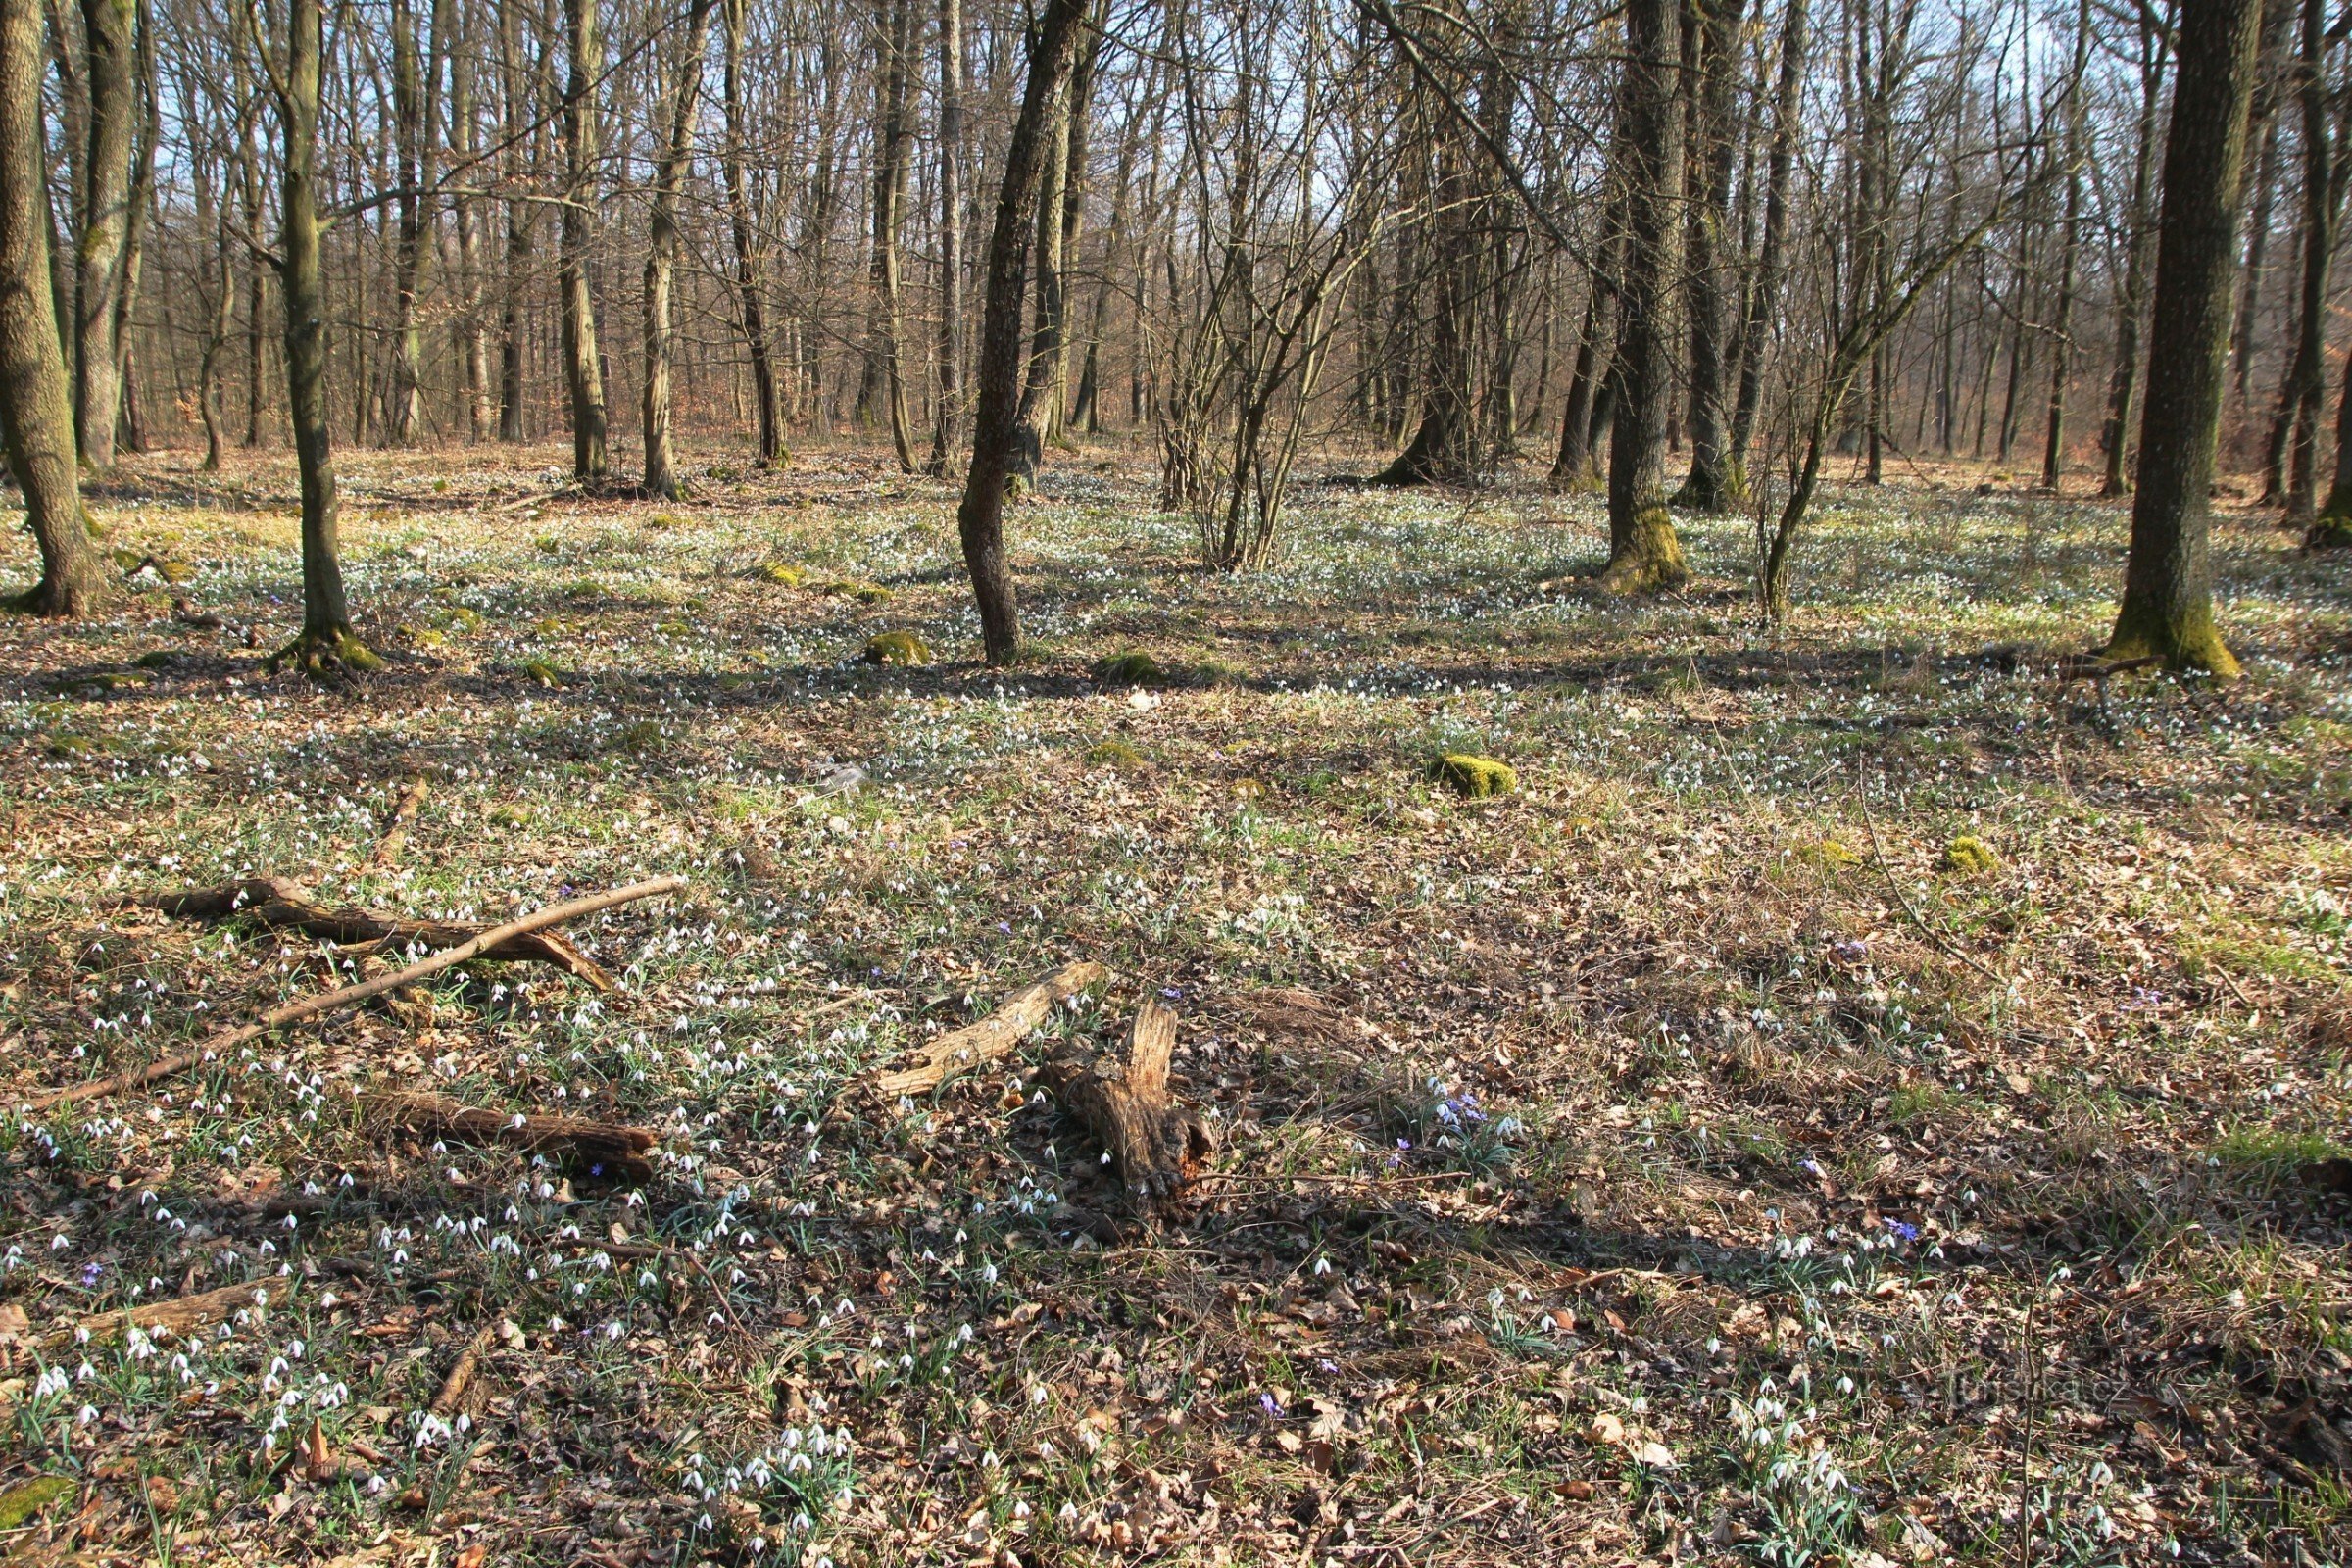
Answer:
[1794,838,1861,870]
[519,658,562,688]
[1940,834,1999,876]
[1431,754,1517,798]
[1084,738,1145,769]
[755,561,805,587]
[863,630,932,666]
[0,1476,75,1530]
[1099,649,1165,685]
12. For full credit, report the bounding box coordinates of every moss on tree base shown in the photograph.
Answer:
[1598,509,1690,595]
[269,625,384,680]
[2103,609,2239,680]
[2305,510,2352,551]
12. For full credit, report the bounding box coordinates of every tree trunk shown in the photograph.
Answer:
[721,0,780,466]
[0,0,102,613]
[2108,0,2262,677]
[1602,0,1688,592]
[384,0,431,445]
[863,0,916,469]
[1728,0,1807,484]
[956,0,1091,666]
[2101,8,2166,498]
[272,0,374,675]
[558,0,606,484]
[2258,0,2333,517]
[640,0,713,500]
[1674,0,1743,511]
[2037,0,2090,492]
[1009,74,1070,481]
[925,0,963,475]
[72,0,131,470]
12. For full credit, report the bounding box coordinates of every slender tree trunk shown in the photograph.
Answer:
[2108,0,2263,676]
[2038,0,2090,492]
[271,0,373,673]
[1603,0,1688,591]
[2102,9,2167,497]
[72,0,131,470]
[2259,0,2333,516]
[1010,74,1070,481]
[958,0,1091,665]
[641,0,712,500]
[385,0,428,445]
[557,0,606,483]
[0,0,101,613]
[864,0,916,468]
[1675,0,1743,509]
[721,0,779,466]
[926,0,964,475]
[1728,0,1806,493]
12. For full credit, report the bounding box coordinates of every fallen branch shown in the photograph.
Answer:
[368,778,430,868]
[71,1277,287,1345]
[870,961,1107,1097]
[430,1321,500,1416]
[2052,653,2162,684]
[136,875,612,989]
[363,1090,659,1183]
[1035,998,1213,1207]
[25,875,687,1112]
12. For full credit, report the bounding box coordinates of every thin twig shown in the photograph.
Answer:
[24,876,687,1112]
[1852,785,2006,986]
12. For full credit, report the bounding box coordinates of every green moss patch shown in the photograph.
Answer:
[1430,754,1516,798]
[863,630,932,667]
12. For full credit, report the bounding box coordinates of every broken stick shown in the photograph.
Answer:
[138,874,612,988]
[1035,998,1213,1206]
[870,960,1107,1098]
[368,777,430,868]
[364,1090,659,1183]
[70,1277,286,1346]
[430,1321,499,1416]
[25,875,687,1112]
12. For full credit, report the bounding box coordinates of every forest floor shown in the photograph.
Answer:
[1,438,2350,1568]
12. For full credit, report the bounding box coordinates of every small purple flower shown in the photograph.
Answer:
[1159,987,1183,1000]
[1884,1218,1919,1242]
[1259,1392,1283,1418]
[80,1260,102,1288]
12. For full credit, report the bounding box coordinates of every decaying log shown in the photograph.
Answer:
[364,1090,658,1183]
[871,960,1108,1097]
[430,1321,500,1416]
[368,777,430,868]
[1036,998,1213,1206]
[73,1277,288,1344]
[26,876,687,1112]
[138,874,612,989]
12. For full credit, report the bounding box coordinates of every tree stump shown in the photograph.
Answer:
[1037,998,1212,1207]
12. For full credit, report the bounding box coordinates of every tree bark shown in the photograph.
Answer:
[71,0,131,470]
[1727,0,1807,488]
[2037,0,2090,492]
[558,0,607,484]
[1602,0,1689,592]
[2108,0,2262,677]
[271,0,374,675]
[1009,70,1070,481]
[1674,0,1743,510]
[2258,0,2335,516]
[640,0,713,500]
[721,0,780,466]
[2101,8,2167,498]
[862,0,917,469]
[0,0,103,613]
[925,0,964,475]
[956,0,1091,666]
